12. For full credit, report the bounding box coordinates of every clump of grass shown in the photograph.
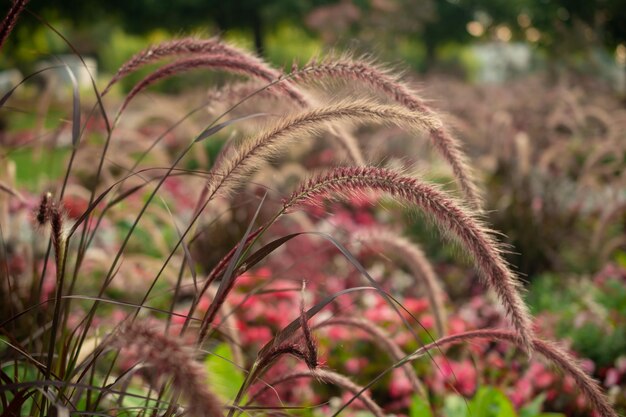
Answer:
[0,9,618,415]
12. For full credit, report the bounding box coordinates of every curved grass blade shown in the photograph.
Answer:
[196,113,269,142]
[62,64,81,148]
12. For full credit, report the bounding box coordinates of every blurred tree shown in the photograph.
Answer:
[5,0,626,61]
[15,0,326,56]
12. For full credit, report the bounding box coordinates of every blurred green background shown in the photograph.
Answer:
[1,0,625,84]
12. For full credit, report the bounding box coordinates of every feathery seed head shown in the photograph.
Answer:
[285,166,533,351]
[36,192,53,226]
[292,57,483,208]
[205,100,441,201]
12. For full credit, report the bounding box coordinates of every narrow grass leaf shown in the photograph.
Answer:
[63,64,81,147]
[196,113,269,143]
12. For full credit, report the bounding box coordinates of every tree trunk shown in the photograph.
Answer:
[252,11,264,57]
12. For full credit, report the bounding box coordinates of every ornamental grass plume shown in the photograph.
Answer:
[353,227,448,336]
[105,37,227,89]
[205,100,440,202]
[284,166,533,352]
[113,322,224,417]
[119,54,307,114]
[0,0,28,50]
[35,192,65,273]
[291,57,482,208]
[108,38,370,164]
[409,329,617,417]
[103,36,306,106]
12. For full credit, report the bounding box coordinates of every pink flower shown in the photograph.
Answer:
[510,378,533,407]
[448,316,467,335]
[486,352,505,368]
[365,304,395,323]
[355,211,375,225]
[605,368,620,386]
[563,375,576,394]
[455,360,477,396]
[389,368,413,398]
[403,298,429,315]
[345,358,366,374]
[535,370,554,389]
[243,326,272,344]
[419,314,435,330]
[327,326,350,340]
[527,363,553,388]
[430,358,476,396]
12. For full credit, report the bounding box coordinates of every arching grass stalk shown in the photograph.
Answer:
[335,329,617,417]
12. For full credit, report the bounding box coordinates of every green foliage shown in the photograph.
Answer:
[265,23,322,69]
[528,274,626,368]
[8,147,70,189]
[204,343,245,403]
[410,395,434,417]
[442,387,566,417]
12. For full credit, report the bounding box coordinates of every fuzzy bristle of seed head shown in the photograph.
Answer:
[36,192,53,226]
[292,57,482,208]
[205,99,440,202]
